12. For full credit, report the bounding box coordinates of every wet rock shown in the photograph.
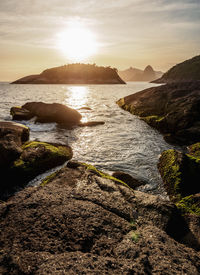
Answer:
[10,106,34,121]
[78,121,105,127]
[0,163,199,274]
[117,81,200,145]
[78,107,92,111]
[0,121,29,167]
[112,171,145,189]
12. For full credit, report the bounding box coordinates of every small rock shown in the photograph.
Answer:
[112,171,145,189]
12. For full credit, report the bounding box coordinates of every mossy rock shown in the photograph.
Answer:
[158,149,200,202]
[176,194,200,216]
[141,115,165,129]
[2,141,72,194]
[188,142,200,159]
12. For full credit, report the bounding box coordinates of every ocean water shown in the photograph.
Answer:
[0,82,179,195]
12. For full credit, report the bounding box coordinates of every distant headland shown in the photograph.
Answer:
[153,55,200,83]
[11,63,126,84]
[118,65,163,82]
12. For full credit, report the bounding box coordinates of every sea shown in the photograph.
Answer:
[0,82,180,196]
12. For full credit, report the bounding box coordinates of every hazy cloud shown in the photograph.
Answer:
[0,0,200,80]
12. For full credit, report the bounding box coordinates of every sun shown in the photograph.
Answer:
[57,25,98,61]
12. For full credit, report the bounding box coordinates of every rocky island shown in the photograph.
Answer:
[11,63,126,84]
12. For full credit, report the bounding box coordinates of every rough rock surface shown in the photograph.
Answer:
[0,121,29,167]
[0,163,200,274]
[117,81,200,145]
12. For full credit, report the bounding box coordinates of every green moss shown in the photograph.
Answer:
[188,143,200,159]
[176,195,200,216]
[159,150,182,200]
[40,171,59,187]
[131,231,140,242]
[141,115,164,124]
[10,141,72,184]
[116,98,125,107]
[81,163,132,190]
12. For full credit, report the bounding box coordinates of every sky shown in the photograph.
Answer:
[0,0,200,81]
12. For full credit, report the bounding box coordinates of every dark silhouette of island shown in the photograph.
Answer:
[11,63,126,84]
[118,65,163,82]
[153,55,200,83]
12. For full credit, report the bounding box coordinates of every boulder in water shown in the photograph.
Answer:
[10,102,82,127]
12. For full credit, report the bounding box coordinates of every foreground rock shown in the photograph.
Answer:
[0,121,29,167]
[153,55,200,83]
[11,102,82,128]
[117,81,200,145]
[0,163,200,274]
[11,63,125,84]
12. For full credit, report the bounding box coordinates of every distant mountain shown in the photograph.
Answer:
[12,63,125,84]
[118,65,163,82]
[153,55,200,83]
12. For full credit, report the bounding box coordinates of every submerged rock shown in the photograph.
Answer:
[78,121,105,127]
[0,121,29,167]
[11,102,82,128]
[0,163,199,274]
[117,81,200,145]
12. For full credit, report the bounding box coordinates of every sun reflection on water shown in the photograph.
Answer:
[65,86,89,109]
[65,86,90,122]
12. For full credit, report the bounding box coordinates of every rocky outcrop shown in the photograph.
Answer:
[0,122,72,199]
[11,63,126,84]
[11,102,82,128]
[153,55,200,83]
[117,81,200,145]
[0,163,200,274]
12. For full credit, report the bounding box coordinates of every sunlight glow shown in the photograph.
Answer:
[65,86,89,109]
[57,25,98,61]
